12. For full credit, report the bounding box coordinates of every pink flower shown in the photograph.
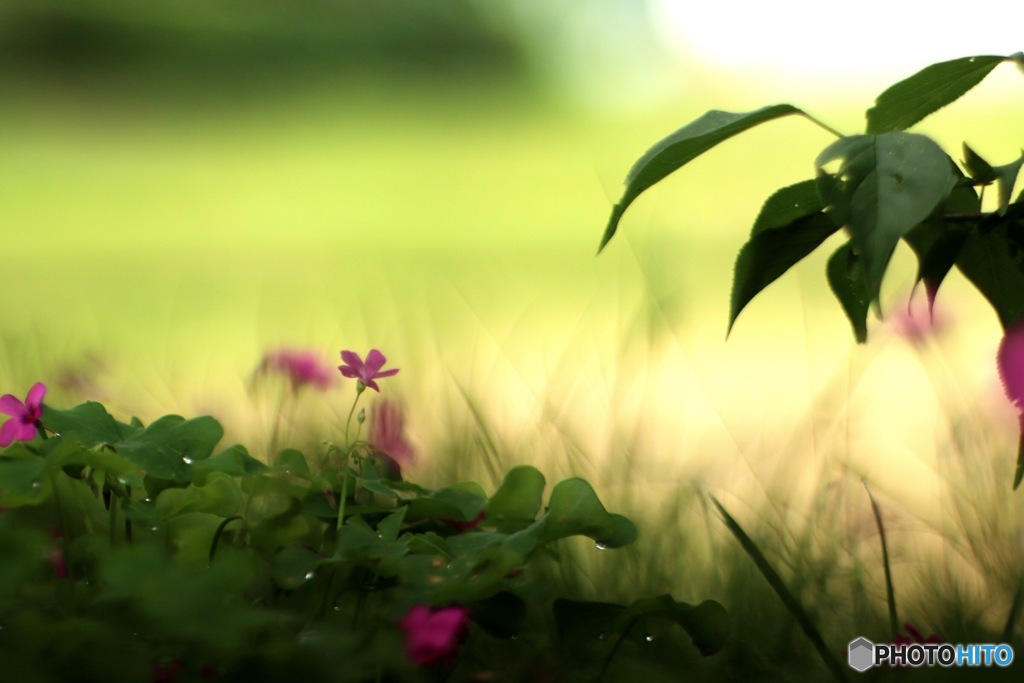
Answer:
[260,348,334,392]
[998,323,1024,415]
[397,605,470,666]
[338,349,398,392]
[0,382,46,447]
[49,529,67,580]
[369,400,415,467]
[890,290,949,343]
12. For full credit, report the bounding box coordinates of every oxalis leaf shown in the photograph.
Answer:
[827,242,872,343]
[542,478,637,548]
[866,55,1013,134]
[816,132,956,306]
[600,105,821,252]
[729,180,839,334]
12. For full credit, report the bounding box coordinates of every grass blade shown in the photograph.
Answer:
[862,481,898,638]
[711,495,847,683]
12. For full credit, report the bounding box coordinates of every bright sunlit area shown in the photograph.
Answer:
[1,1,1023,680]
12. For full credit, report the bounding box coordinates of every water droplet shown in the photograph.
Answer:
[30,480,41,490]
[182,455,193,464]
[116,476,129,485]
[150,526,159,532]
[598,632,606,640]
[333,605,341,612]
[304,571,316,581]
[595,542,608,550]
[144,498,152,503]
[645,633,655,642]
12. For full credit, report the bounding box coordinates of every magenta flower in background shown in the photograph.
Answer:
[397,604,470,666]
[369,399,415,467]
[338,349,399,392]
[890,290,949,343]
[260,348,334,392]
[998,323,1024,415]
[0,382,46,447]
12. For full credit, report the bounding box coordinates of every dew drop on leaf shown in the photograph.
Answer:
[645,633,655,642]
[182,455,193,464]
[30,480,41,490]
[304,571,316,581]
[595,542,608,550]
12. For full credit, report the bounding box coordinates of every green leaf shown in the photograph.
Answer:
[866,55,1008,134]
[615,595,730,656]
[963,143,996,184]
[485,465,545,530]
[124,415,223,462]
[955,220,1024,330]
[155,472,242,519]
[274,448,314,481]
[816,132,955,304]
[376,507,407,543]
[542,478,637,548]
[600,105,811,251]
[115,441,193,483]
[193,444,270,481]
[0,457,49,507]
[42,402,129,446]
[903,183,978,303]
[729,180,839,334]
[993,152,1024,215]
[826,242,872,343]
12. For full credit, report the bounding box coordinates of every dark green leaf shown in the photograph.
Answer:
[615,595,730,656]
[0,457,49,506]
[826,242,872,343]
[543,478,637,548]
[42,402,129,446]
[272,544,323,590]
[955,220,1024,330]
[600,105,810,251]
[993,152,1024,215]
[485,465,545,530]
[963,143,996,183]
[274,448,314,481]
[730,181,839,333]
[155,472,242,519]
[124,415,223,462]
[816,132,955,303]
[115,441,193,483]
[376,507,407,543]
[904,183,978,303]
[866,55,1008,134]
[193,444,270,480]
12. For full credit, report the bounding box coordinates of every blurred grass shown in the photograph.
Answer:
[2,10,1024,674]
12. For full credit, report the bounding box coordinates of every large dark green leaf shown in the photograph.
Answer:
[614,595,729,656]
[826,242,872,343]
[955,220,1024,330]
[600,105,811,251]
[866,55,1012,134]
[542,478,637,548]
[123,415,223,462]
[816,132,955,304]
[904,183,979,304]
[729,180,839,334]
[485,465,545,530]
[42,402,129,446]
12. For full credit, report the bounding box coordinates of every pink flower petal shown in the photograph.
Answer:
[0,394,23,417]
[374,368,400,379]
[26,382,46,408]
[15,420,37,442]
[365,349,386,373]
[998,324,1024,410]
[338,365,359,379]
[363,379,381,393]
[0,419,18,447]
[340,350,363,369]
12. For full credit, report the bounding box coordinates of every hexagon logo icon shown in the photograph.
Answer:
[848,637,874,672]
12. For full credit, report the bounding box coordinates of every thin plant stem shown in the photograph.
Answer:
[863,481,898,639]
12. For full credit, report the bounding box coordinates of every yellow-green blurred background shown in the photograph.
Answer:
[2,0,1022,520]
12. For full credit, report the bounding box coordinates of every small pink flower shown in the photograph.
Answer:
[260,348,334,392]
[398,604,470,666]
[338,349,398,392]
[0,382,46,447]
[369,400,415,467]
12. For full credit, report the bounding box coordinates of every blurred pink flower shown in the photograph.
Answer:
[890,290,949,343]
[49,528,67,580]
[0,382,46,447]
[338,349,398,392]
[260,348,334,392]
[369,400,415,468]
[893,621,942,647]
[998,323,1024,414]
[398,604,470,666]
